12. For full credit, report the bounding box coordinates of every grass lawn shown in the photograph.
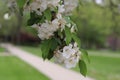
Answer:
[21,46,120,80]
[74,50,120,80]
[0,47,5,52]
[88,55,120,80]
[0,56,49,80]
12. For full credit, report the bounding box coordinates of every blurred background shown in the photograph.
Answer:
[0,0,40,46]
[0,0,120,50]
[0,0,120,80]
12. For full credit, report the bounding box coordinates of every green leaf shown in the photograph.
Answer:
[64,16,77,26]
[79,60,87,76]
[16,0,26,8]
[27,12,44,26]
[47,51,54,60]
[65,27,72,45]
[40,39,52,60]
[55,38,62,45]
[39,16,45,23]
[81,49,90,63]
[72,33,81,48]
[40,38,58,60]
[64,16,78,31]
[64,16,72,24]
[16,0,27,15]
[19,8,24,16]
[47,38,58,60]
[43,8,52,21]
[58,30,63,39]
[53,7,58,13]
[50,38,58,51]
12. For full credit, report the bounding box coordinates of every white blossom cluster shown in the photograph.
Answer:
[7,0,84,69]
[24,0,78,40]
[32,13,66,40]
[54,43,81,68]
[64,0,79,15]
[25,0,78,15]
[24,0,80,68]
[25,0,62,15]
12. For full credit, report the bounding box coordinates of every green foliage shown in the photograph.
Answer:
[72,0,120,49]
[79,49,89,76]
[16,0,26,8]
[15,0,89,76]
[40,38,58,60]
[27,12,44,26]
[27,8,52,26]
[64,16,71,23]
[79,60,87,76]
[47,38,58,60]
[64,24,81,48]
[40,39,52,60]
[26,0,33,5]
[64,27,72,45]
[72,33,81,48]
[43,8,52,21]
[16,0,26,15]
[81,49,90,63]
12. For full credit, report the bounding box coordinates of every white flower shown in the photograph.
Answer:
[66,23,76,33]
[71,25,75,33]
[56,13,66,31]
[64,57,79,68]
[32,20,60,40]
[32,13,66,40]
[58,5,65,13]
[23,0,80,69]
[24,0,46,15]
[24,0,61,15]
[66,23,71,28]
[54,43,81,68]
[62,44,76,58]
[64,0,79,15]
[54,50,65,64]
[47,0,60,8]
[56,13,62,19]
[31,24,39,29]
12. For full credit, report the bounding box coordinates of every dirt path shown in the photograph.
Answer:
[1,44,94,80]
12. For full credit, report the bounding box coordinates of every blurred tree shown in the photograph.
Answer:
[93,0,120,50]
[0,0,38,44]
[108,0,120,50]
[72,1,106,49]
[0,1,18,42]
[71,0,120,50]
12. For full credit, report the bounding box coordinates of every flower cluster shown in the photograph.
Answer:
[64,0,79,15]
[8,0,88,75]
[24,0,78,40]
[25,0,63,15]
[23,0,81,69]
[54,43,81,68]
[32,13,66,40]
[25,0,78,15]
